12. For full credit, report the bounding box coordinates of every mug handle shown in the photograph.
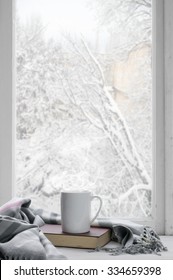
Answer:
[90,195,102,224]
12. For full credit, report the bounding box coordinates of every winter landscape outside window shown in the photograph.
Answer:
[15,0,152,218]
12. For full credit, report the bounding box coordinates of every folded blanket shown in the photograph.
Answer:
[0,197,167,259]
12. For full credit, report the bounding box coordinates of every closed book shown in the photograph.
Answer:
[41,224,111,249]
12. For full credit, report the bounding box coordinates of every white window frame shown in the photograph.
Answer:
[152,0,165,234]
[163,0,173,235]
[1,0,172,235]
[0,0,15,206]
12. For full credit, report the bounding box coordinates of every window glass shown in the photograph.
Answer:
[16,0,152,217]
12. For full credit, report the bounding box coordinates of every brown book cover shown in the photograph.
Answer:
[41,224,111,249]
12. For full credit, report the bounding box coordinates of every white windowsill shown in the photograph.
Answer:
[57,236,173,260]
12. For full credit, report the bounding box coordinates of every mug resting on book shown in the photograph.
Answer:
[61,190,102,234]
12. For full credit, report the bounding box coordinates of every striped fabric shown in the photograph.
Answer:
[0,198,167,259]
[0,198,66,260]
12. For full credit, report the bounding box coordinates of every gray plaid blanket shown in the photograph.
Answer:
[0,198,65,260]
[0,197,167,259]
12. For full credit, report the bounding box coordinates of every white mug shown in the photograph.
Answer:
[61,190,102,234]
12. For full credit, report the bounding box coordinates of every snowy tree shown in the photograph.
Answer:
[16,0,152,218]
[87,0,152,55]
[54,35,151,216]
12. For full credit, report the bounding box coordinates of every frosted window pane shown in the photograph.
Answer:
[15,0,152,218]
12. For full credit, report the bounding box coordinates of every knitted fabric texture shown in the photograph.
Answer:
[0,197,65,260]
[0,198,167,259]
[92,218,167,255]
